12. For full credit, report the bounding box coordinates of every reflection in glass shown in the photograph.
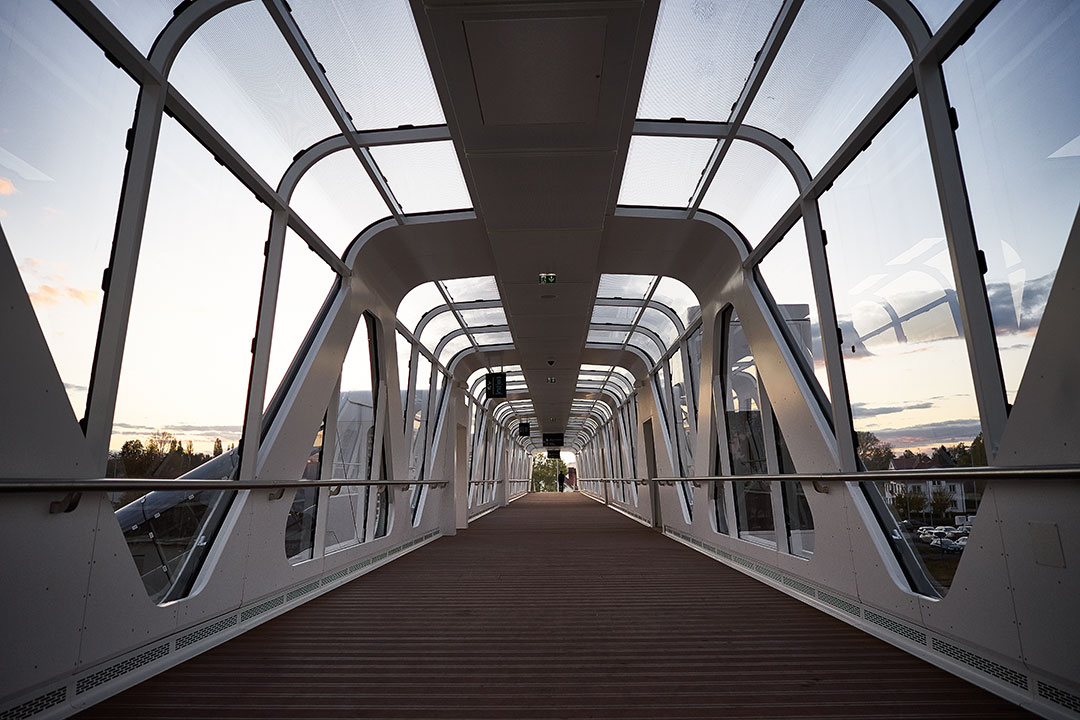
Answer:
[408,352,433,482]
[944,0,1080,404]
[713,481,729,534]
[819,99,986,593]
[326,314,379,551]
[652,276,701,328]
[286,417,324,563]
[1,1,138,419]
[783,482,814,557]
[732,480,776,545]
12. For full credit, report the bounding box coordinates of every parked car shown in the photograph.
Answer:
[956,536,968,549]
[931,538,962,553]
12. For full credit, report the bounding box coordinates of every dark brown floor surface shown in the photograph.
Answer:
[80,493,1035,719]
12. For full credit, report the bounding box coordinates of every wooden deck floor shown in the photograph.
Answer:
[79,493,1035,719]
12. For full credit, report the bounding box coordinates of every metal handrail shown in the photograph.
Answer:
[579,466,1080,484]
[0,478,450,492]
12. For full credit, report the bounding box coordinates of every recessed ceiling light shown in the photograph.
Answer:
[546,377,557,383]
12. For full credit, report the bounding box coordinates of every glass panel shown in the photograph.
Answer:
[687,326,703,423]
[397,281,444,333]
[473,331,513,346]
[113,117,264,457]
[289,150,391,256]
[112,486,235,602]
[370,141,471,213]
[700,140,800,247]
[732,480,776,545]
[911,0,962,32]
[408,352,432,482]
[598,273,655,300]
[457,306,507,327]
[418,309,459,351]
[286,417,324,563]
[726,316,768,475]
[587,327,629,345]
[1,1,138,419]
[289,0,445,130]
[944,0,1080,404]
[91,0,174,54]
[396,330,412,428]
[638,306,680,348]
[713,482,729,534]
[628,329,663,365]
[170,2,340,184]
[652,276,701,328]
[438,334,472,368]
[591,305,640,325]
[442,276,500,303]
[820,100,981,466]
[783,481,815,557]
[669,348,694,475]
[638,0,783,122]
[743,0,911,174]
[820,100,986,594]
[327,315,378,551]
[618,136,715,207]
[265,229,338,410]
[757,220,831,403]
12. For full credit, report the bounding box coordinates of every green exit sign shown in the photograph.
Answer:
[538,273,557,284]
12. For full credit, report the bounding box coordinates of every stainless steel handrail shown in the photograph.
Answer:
[0,478,449,492]
[579,466,1080,484]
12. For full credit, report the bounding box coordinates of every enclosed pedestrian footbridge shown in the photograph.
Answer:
[1,0,1079,717]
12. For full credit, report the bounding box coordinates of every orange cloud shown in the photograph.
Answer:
[0,209,7,218]
[28,283,99,307]
[29,285,62,306]
[0,177,15,195]
[65,287,99,305]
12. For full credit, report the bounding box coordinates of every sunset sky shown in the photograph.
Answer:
[2,0,1077,459]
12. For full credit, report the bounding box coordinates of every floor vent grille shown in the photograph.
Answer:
[1038,681,1080,713]
[322,568,350,585]
[931,638,1028,689]
[817,590,861,617]
[865,610,927,645]
[0,687,66,720]
[75,643,169,695]
[782,576,816,597]
[176,615,237,650]
[285,581,320,601]
[241,595,284,622]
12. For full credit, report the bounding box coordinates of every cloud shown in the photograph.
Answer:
[64,382,88,392]
[986,272,1055,334]
[0,177,15,195]
[872,418,982,447]
[850,401,934,419]
[112,422,243,441]
[0,209,7,218]
[28,284,99,307]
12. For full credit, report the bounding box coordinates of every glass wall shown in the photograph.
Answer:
[944,0,1080,405]
[326,313,384,551]
[1,0,137,420]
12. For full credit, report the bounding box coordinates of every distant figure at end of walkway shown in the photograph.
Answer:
[558,471,566,493]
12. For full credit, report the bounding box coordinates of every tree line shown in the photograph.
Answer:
[856,431,987,471]
[107,430,235,479]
